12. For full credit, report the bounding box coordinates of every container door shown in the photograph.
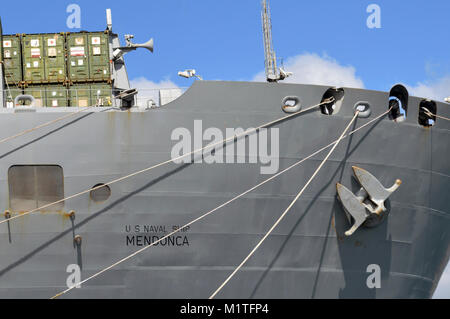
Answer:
[24,86,45,107]
[91,83,112,106]
[22,35,45,83]
[88,33,110,82]
[69,85,91,107]
[46,86,68,107]
[44,34,66,83]
[2,35,23,86]
[67,33,89,83]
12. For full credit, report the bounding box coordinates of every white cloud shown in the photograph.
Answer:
[434,264,450,299]
[407,76,450,101]
[253,53,365,89]
[130,77,183,106]
[252,53,449,102]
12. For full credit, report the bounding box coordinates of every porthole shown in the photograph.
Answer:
[90,184,111,203]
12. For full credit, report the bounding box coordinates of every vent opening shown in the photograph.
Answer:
[418,99,437,127]
[389,84,409,122]
[320,88,345,115]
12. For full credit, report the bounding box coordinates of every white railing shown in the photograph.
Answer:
[2,87,187,108]
[132,87,187,107]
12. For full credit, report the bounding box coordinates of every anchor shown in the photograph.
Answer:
[337,166,402,236]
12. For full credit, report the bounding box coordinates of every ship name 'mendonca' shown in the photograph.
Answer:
[125,225,190,247]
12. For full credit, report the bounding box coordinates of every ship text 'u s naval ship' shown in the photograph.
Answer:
[0,2,448,299]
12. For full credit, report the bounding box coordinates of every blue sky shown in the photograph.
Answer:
[1,0,449,298]
[1,0,449,93]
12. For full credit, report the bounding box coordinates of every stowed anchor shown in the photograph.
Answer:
[337,166,402,237]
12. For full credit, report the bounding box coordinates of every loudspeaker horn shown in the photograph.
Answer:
[132,38,154,53]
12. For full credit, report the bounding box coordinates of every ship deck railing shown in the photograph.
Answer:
[1,87,188,110]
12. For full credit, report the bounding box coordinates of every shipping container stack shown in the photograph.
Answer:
[2,31,113,108]
[66,31,112,107]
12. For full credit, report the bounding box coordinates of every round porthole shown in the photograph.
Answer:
[90,184,111,203]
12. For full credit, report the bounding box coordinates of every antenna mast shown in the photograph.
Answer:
[261,0,292,83]
[262,0,277,82]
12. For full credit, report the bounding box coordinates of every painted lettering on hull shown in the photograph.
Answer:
[126,235,189,247]
[124,224,191,248]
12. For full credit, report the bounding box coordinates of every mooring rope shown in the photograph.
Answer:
[50,108,391,299]
[1,99,334,227]
[209,110,360,299]
[422,108,450,122]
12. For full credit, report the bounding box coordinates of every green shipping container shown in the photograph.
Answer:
[43,34,66,83]
[68,84,112,107]
[2,35,22,86]
[22,34,45,83]
[24,85,68,107]
[90,83,112,106]
[67,33,89,82]
[45,85,68,107]
[68,84,91,107]
[88,32,111,81]
[24,85,46,107]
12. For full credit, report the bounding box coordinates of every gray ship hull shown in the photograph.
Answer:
[0,81,448,299]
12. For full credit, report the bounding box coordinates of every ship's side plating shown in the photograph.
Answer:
[0,81,448,299]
